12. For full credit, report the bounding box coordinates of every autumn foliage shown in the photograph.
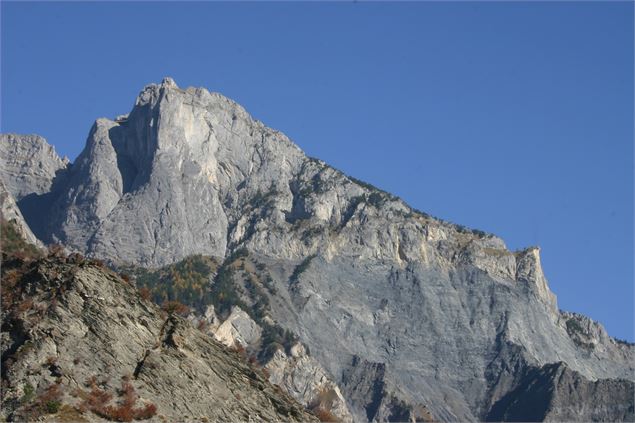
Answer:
[77,378,157,422]
[138,287,152,301]
[161,300,190,316]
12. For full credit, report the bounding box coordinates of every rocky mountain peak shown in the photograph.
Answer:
[161,76,178,88]
[515,246,557,308]
[0,134,68,201]
[1,79,632,422]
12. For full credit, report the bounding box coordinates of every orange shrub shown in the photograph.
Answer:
[91,258,106,268]
[47,244,65,257]
[138,287,152,301]
[161,300,189,316]
[83,384,113,411]
[134,403,157,420]
[17,298,34,313]
[78,378,156,421]
[313,407,339,422]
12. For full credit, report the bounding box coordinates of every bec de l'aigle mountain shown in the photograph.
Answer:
[1,78,633,422]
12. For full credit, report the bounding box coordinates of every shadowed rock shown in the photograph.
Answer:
[1,78,633,421]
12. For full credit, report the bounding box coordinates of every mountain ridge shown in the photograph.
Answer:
[1,77,632,422]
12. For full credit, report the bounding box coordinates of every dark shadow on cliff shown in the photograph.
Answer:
[17,166,71,244]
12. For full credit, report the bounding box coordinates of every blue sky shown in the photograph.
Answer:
[2,2,633,341]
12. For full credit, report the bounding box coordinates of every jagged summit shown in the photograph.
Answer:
[160,75,178,87]
[0,133,69,201]
[1,79,633,422]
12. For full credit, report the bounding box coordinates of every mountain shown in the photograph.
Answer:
[0,221,318,422]
[0,179,41,248]
[1,77,633,422]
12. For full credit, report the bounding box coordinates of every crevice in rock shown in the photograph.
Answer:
[133,316,174,379]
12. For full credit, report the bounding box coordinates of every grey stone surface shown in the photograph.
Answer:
[44,78,306,267]
[341,355,435,422]
[0,133,68,201]
[265,343,353,422]
[202,304,353,421]
[0,133,69,242]
[214,306,263,348]
[0,255,318,422]
[486,361,634,422]
[1,77,633,421]
[0,179,42,247]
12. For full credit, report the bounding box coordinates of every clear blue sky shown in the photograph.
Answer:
[2,2,633,341]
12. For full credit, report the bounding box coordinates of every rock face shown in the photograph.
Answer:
[340,355,435,423]
[1,77,633,421]
[203,305,354,421]
[265,343,354,423]
[213,306,263,348]
[0,251,317,422]
[0,179,41,247]
[486,361,634,422]
[40,77,305,267]
[0,133,69,241]
[0,134,68,202]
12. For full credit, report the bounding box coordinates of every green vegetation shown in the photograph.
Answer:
[126,247,300,358]
[451,223,490,239]
[565,318,597,350]
[1,218,42,260]
[566,318,585,336]
[210,250,300,358]
[211,261,249,316]
[306,156,326,167]
[471,229,489,238]
[45,400,61,414]
[403,207,491,239]
[290,255,316,284]
[21,383,35,404]
[295,170,330,200]
[348,176,379,192]
[128,255,218,313]
[20,383,64,419]
[338,195,366,230]
[249,187,278,210]
[348,176,399,203]
[259,322,298,361]
[483,247,512,258]
[301,225,324,242]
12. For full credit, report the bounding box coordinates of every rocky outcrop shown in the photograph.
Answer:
[1,78,633,421]
[213,306,262,348]
[0,252,317,422]
[0,134,69,242]
[200,305,354,421]
[341,356,435,422]
[486,361,634,422]
[0,180,41,247]
[0,134,68,201]
[189,304,221,333]
[265,343,353,422]
[43,77,304,267]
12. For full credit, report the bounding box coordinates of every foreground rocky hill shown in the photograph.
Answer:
[0,222,318,422]
[1,78,633,421]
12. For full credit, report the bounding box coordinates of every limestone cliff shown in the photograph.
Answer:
[0,179,41,247]
[1,78,632,422]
